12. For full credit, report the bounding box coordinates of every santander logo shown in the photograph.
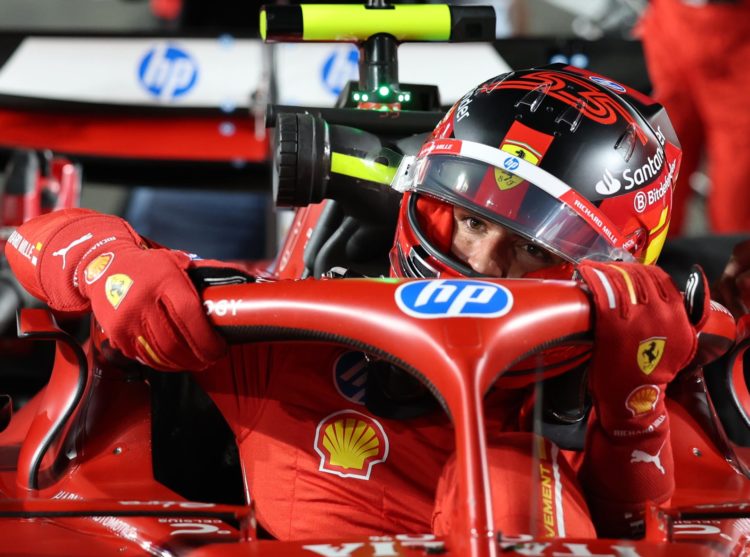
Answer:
[595,168,622,195]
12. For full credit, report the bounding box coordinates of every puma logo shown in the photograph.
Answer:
[630,443,666,475]
[52,233,93,269]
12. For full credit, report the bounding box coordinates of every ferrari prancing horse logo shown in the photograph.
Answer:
[105,273,134,309]
[637,337,666,375]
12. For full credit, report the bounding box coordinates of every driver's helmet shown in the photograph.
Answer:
[390,64,682,279]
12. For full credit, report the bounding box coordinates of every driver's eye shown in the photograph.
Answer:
[521,242,555,263]
[462,216,486,233]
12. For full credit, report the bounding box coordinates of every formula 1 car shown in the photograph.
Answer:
[0,264,747,557]
[3,3,750,557]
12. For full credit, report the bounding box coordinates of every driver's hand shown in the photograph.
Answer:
[78,240,228,371]
[714,238,750,318]
[5,208,240,371]
[576,261,700,429]
[575,261,705,536]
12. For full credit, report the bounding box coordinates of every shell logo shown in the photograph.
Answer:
[626,385,660,416]
[314,410,389,480]
[84,252,114,285]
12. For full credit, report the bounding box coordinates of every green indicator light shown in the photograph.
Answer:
[362,94,369,102]
[398,94,404,102]
[404,93,411,102]
[378,85,389,97]
[353,92,361,101]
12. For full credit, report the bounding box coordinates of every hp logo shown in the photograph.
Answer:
[503,157,520,172]
[589,76,626,94]
[138,44,198,101]
[395,280,513,319]
[321,45,359,97]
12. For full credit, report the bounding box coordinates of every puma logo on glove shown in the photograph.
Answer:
[51,232,93,269]
[630,442,666,475]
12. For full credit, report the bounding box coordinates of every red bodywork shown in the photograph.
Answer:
[0,152,81,231]
[0,109,268,163]
[269,202,329,280]
[0,276,746,556]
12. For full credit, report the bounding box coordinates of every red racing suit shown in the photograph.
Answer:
[194,342,595,539]
[5,208,700,540]
[638,0,750,234]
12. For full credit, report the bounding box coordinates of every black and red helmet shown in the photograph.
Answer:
[390,64,682,279]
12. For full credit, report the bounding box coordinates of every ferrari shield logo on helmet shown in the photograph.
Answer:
[494,143,540,190]
[105,273,134,309]
[314,410,388,480]
[637,337,666,375]
[492,120,552,191]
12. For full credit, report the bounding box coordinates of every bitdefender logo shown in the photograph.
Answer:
[138,43,199,101]
[634,159,676,213]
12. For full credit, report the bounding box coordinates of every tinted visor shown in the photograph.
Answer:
[406,153,633,264]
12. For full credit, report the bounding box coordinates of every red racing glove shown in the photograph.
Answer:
[4,208,250,371]
[575,261,703,537]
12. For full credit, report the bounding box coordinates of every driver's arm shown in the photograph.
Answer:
[575,261,703,538]
[4,208,251,371]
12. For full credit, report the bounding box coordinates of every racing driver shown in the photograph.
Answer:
[5,65,706,541]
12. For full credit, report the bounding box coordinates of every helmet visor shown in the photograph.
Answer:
[394,140,634,264]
